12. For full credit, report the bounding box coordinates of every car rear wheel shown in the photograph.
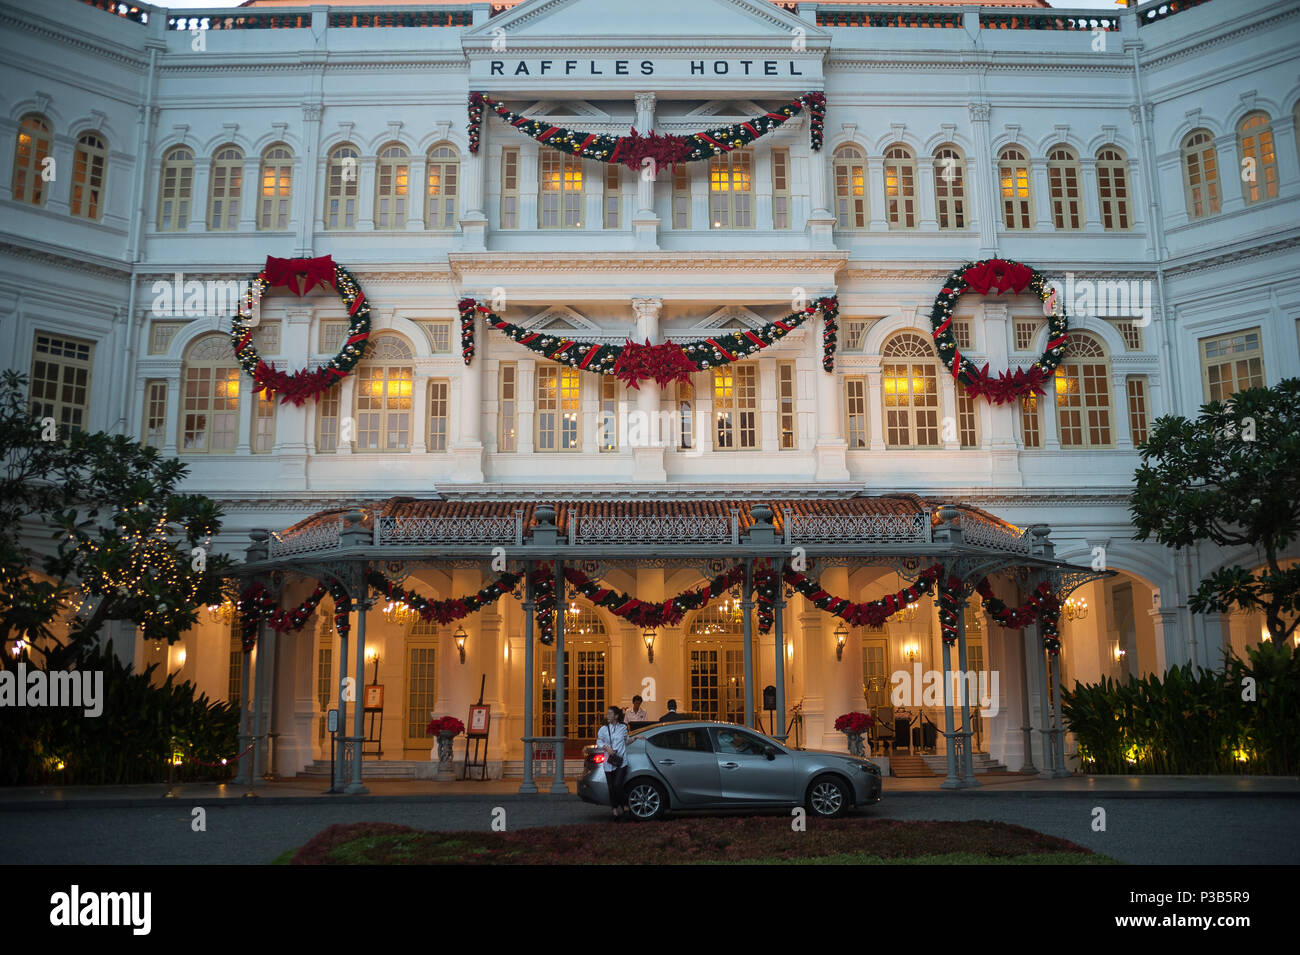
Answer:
[807,775,850,818]
[625,779,666,820]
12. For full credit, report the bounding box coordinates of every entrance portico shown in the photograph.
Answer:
[231,493,1109,793]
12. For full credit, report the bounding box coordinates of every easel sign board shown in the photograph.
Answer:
[364,685,384,712]
[468,704,490,738]
[327,708,339,733]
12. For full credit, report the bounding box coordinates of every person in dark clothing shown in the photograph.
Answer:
[658,699,687,722]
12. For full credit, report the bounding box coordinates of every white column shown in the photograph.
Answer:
[162,373,181,457]
[335,377,355,455]
[981,303,1020,483]
[759,359,778,452]
[459,122,488,250]
[1031,158,1053,231]
[187,153,209,232]
[520,143,539,232]
[406,154,427,231]
[239,155,260,231]
[357,156,377,231]
[630,296,666,480]
[866,156,887,231]
[518,359,536,454]
[1080,158,1103,232]
[866,360,886,452]
[917,158,938,231]
[411,367,429,454]
[632,92,660,248]
[1112,372,1133,451]
[298,104,322,254]
[453,313,484,480]
[814,310,849,478]
[967,102,996,255]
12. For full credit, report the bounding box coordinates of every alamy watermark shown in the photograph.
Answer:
[890,663,999,718]
[1050,272,1153,328]
[0,662,103,717]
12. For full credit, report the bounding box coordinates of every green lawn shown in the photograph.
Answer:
[285,817,1113,865]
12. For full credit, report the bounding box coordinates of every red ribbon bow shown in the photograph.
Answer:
[962,259,1033,296]
[263,255,338,297]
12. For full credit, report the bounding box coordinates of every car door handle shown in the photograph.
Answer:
[721,761,739,769]
[658,758,675,765]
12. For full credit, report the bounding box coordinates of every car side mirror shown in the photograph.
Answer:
[764,745,776,761]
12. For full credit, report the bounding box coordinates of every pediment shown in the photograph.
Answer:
[522,306,603,332]
[463,0,828,44]
[693,306,766,330]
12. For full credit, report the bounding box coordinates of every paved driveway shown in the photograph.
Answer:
[1,792,1295,865]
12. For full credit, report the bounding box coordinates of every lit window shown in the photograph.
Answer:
[1182,129,1220,220]
[180,334,239,453]
[709,151,752,229]
[374,142,409,229]
[1237,112,1278,204]
[1055,333,1112,448]
[12,114,52,206]
[259,144,293,230]
[426,144,459,230]
[833,144,866,230]
[713,365,757,449]
[882,333,939,448]
[998,146,1032,230]
[883,144,917,229]
[537,365,581,451]
[353,336,413,451]
[539,152,583,229]
[71,132,109,221]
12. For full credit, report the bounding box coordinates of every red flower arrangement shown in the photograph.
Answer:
[427,716,465,738]
[611,338,702,390]
[834,712,874,734]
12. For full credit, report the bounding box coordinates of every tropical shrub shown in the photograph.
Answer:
[1062,640,1299,775]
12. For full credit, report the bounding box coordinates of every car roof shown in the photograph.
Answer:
[630,720,763,735]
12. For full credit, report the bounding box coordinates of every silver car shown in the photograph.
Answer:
[577,720,882,821]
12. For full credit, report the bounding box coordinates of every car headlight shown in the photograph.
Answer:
[858,761,881,776]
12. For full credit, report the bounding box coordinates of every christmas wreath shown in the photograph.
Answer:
[781,565,941,630]
[458,295,839,389]
[929,258,1069,405]
[231,255,372,405]
[366,569,523,625]
[468,91,825,167]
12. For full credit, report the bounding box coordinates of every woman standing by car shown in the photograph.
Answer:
[596,706,629,821]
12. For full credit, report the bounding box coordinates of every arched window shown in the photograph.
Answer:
[259,143,293,230]
[180,334,240,454]
[1181,129,1220,220]
[540,151,584,229]
[708,150,752,229]
[374,142,409,229]
[207,144,242,230]
[883,144,917,229]
[1237,112,1278,204]
[881,333,939,448]
[998,146,1032,229]
[426,143,459,230]
[1055,332,1112,448]
[1047,145,1083,230]
[71,131,108,220]
[1096,146,1130,231]
[12,114,52,206]
[353,335,413,451]
[932,145,966,230]
[833,144,866,230]
[157,145,194,231]
[324,143,359,229]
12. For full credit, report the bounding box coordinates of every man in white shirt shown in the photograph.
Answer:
[626,695,649,724]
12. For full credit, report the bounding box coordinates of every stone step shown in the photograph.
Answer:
[920,753,1008,774]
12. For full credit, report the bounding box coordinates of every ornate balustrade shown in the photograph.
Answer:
[784,512,930,545]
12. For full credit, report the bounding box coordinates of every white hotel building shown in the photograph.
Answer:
[2,0,1298,782]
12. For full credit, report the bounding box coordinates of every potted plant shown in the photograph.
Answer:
[834,711,874,757]
[426,716,465,778]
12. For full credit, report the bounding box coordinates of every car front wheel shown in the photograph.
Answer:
[625,779,666,820]
[807,775,850,818]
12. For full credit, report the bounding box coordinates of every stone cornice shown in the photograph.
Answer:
[0,8,148,71]
[0,238,130,280]
[1162,232,1300,280]
[449,251,848,273]
[1138,1,1300,72]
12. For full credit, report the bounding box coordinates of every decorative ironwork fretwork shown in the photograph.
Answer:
[785,512,930,545]
[960,519,1031,555]
[572,514,734,545]
[378,515,521,546]
[268,520,342,557]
